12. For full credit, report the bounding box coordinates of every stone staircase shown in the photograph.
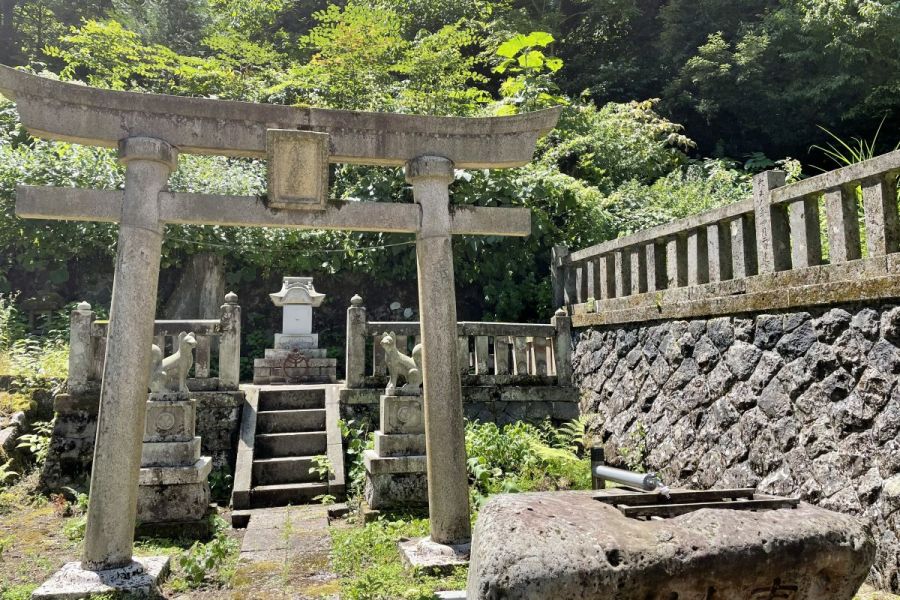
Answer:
[232,385,345,511]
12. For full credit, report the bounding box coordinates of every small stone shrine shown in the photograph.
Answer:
[137,332,212,532]
[253,277,337,384]
[364,333,428,509]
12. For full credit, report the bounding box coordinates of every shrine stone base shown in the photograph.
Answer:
[253,346,337,384]
[363,394,428,509]
[137,392,211,527]
[31,556,169,599]
[467,490,875,600]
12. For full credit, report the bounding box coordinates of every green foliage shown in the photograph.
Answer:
[493,31,566,115]
[618,420,647,472]
[331,516,466,599]
[465,420,590,508]
[309,454,334,481]
[16,419,53,466]
[811,116,900,169]
[340,419,372,502]
[269,2,489,115]
[602,158,752,236]
[62,493,89,541]
[0,583,38,600]
[0,460,19,487]
[176,516,239,589]
[208,467,234,503]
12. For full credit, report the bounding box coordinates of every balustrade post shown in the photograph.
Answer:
[753,170,791,273]
[861,174,900,257]
[345,294,367,388]
[686,228,709,286]
[788,196,824,268]
[730,215,758,278]
[665,235,687,288]
[551,245,571,308]
[706,222,732,282]
[614,250,631,297]
[824,184,862,263]
[629,247,645,295]
[219,292,241,389]
[552,308,573,386]
[68,301,95,396]
[645,243,661,292]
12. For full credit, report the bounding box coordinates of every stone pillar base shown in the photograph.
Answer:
[31,556,169,599]
[399,537,470,575]
[363,450,428,509]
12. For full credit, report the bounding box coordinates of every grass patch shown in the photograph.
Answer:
[136,515,240,593]
[0,583,38,600]
[0,391,33,416]
[331,514,466,600]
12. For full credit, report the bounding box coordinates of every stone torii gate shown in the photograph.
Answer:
[0,65,559,595]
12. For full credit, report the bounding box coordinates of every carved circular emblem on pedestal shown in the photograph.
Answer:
[282,347,310,383]
[156,412,176,431]
[397,406,412,426]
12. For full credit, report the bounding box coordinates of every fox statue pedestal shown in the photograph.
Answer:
[137,331,212,537]
[364,393,428,509]
[137,392,212,532]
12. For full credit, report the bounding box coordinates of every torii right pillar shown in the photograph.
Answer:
[406,155,472,551]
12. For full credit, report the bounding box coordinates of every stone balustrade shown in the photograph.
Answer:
[554,150,900,327]
[345,296,572,389]
[68,292,241,396]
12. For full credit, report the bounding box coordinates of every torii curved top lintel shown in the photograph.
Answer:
[0,65,561,168]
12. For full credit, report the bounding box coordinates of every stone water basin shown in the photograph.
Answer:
[467,490,875,599]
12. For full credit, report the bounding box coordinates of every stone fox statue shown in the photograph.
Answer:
[149,331,197,393]
[381,331,422,395]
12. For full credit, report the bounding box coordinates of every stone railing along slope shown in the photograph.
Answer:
[554,150,900,325]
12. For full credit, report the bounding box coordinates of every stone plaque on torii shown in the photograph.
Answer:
[0,64,559,594]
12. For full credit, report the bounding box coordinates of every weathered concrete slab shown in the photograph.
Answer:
[467,491,875,600]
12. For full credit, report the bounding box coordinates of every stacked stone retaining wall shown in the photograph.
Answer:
[573,302,900,592]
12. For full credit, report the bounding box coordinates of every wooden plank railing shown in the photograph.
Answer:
[554,149,900,326]
[68,293,241,394]
[345,296,572,388]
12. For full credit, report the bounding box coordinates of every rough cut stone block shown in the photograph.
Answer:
[380,395,424,434]
[374,431,426,457]
[274,332,319,349]
[144,397,196,443]
[137,481,211,523]
[140,436,201,467]
[468,491,874,600]
[363,449,426,475]
[138,456,212,486]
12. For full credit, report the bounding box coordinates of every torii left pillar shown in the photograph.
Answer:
[34,137,177,598]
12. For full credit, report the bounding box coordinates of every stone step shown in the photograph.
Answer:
[250,482,330,508]
[255,432,327,458]
[252,456,322,485]
[256,409,325,434]
[258,388,326,411]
